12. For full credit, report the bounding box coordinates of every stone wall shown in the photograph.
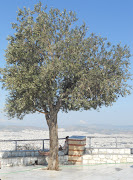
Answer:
[1,148,133,167]
[83,154,133,164]
[83,148,133,165]
[0,150,68,167]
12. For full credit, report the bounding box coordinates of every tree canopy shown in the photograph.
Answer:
[1,3,131,118]
[0,2,132,170]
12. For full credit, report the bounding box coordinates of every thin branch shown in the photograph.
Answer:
[34,108,48,115]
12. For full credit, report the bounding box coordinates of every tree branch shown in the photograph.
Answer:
[34,108,48,115]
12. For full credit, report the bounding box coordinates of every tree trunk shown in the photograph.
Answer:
[46,111,59,170]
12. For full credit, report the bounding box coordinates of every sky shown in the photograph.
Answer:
[0,0,133,128]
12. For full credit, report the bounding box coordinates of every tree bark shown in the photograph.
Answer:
[46,111,59,170]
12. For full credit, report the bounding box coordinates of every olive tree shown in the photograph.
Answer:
[0,2,132,170]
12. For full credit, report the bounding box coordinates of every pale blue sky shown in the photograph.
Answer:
[0,0,133,128]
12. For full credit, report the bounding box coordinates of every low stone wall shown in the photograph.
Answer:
[1,156,47,167]
[1,156,68,167]
[0,151,68,167]
[83,154,133,164]
[1,148,133,167]
[83,148,133,165]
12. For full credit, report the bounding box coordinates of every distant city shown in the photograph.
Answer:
[0,124,133,134]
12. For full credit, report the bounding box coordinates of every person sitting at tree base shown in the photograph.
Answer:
[38,136,69,156]
[59,136,69,155]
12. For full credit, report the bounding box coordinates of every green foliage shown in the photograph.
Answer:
[0,2,132,119]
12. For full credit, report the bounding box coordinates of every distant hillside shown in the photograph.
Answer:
[0,125,47,132]
[65,124,133,134]
[0,124,133,134]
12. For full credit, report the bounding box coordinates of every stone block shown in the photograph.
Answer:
[23,157,31,165]
[128,155,133,158]
[98,149,107,154]
[92,155,99,159]
[6,163,13,167]
[122,155,128,158]
[69,145,85,151]
[17,158,23,166]
[13,160,18,166]
[95,161,105,164]
[92,149,99,154]
[37,157,47,165]
[11,158,17,164]
[113,149,119,154]
[119,149,125,154]
[83,155,92,160]
[124,149,130,154]
[7,158,13,164]
[93,157,100,161]
[105,155,112,159]
[120,158,127,163]
[68,155,82,161]
[75,161,83,165]
[106,159,115,163]
[106,149,113,154]
[115,160,121,163]
[98,161,106,164]
[21,158,24,165]
[118,155,122,159]
[112,155,118,161]
[127,157,133,162]
[88,160,96,164]
[83,159,89,165]
[0,153,3,158]
[99,155,105,159]
[2,159,8,165]
[69,150,84,156]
